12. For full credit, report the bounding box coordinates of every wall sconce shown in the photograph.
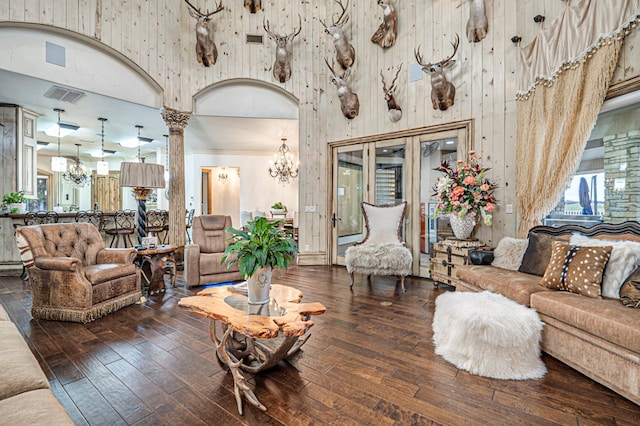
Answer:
[218,167,229,184]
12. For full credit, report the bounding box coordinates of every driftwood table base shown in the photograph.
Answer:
[178,284,326,415]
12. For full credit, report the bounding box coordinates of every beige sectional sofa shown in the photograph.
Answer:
[0,304,73,424]
[454,222,640,406]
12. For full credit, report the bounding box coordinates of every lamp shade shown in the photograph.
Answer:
[119,162,166,188]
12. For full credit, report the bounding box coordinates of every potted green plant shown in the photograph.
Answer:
[2,190,26,214]
[222,216,298,304]
[271,201,287,216]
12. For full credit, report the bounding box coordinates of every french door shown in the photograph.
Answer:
[331,138,408,265]
[330,123,471,277]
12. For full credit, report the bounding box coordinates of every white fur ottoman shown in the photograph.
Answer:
[432,291,546,380]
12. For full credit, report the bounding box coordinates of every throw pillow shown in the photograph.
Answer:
[362,202,406,245]
[620,267,640,308]
[570,234,640,299]
[491,237,529,271]
[540,241,612,298]
[519,233,556,276]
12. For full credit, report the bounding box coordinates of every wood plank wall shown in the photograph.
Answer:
[1,0,639,262]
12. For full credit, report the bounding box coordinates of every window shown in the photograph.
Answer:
[546,91,640,227]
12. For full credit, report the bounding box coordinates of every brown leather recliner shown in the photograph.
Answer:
[184,215,241,288]
[15,222,141,323]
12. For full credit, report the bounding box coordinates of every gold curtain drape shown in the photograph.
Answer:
[515,0,640,238]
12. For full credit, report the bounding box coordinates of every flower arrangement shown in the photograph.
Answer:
[432,151,497,226]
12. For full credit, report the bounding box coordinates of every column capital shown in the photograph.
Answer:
[161,107,191,132]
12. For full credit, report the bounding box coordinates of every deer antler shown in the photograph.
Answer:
[263,17,275,39]
[389,63,402,91]
[324,57,337,77]
[334,0,350,25]
[440,34,460,68]
[414,45,430,68]
[287,15,303,41]
[185,0,224,18]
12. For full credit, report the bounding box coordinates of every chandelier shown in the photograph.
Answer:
[63,144,90,187]
[218,167,229,184]
[268,138,299,185]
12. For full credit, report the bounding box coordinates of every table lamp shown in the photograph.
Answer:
[119,161,165,245]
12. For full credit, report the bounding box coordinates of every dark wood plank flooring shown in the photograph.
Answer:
[1,265,639,425]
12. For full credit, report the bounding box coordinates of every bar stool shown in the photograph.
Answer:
[104,209,136,247]
[74,210,103,230]
[146,209,168,243]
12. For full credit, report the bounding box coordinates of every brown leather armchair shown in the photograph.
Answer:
[184,215,241,288]
[15,222,141,323]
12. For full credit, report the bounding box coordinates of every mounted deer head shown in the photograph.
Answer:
[414,34,460,111]
[371,0,397,48]
[467,0,488,42]
[264,15,302,83]
[380,64,402,122]
[320,0,355,70]
[244,0,261,13]
[185,0,225,67]
[325,59,359,120]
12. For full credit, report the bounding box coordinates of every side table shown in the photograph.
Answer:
[430,238,486,287]
[178,284,326,415]
[135,244,177,295]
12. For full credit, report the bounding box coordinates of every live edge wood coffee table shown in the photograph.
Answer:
[178,284,326,415]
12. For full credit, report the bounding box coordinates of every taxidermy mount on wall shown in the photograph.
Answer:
[371,0,397,48]
[244,0,261,13]
[264,15,302,83]
[380,64,402,122]
[467,0,489,42]
[320,0,356,70]
[325,59,359,119]
[414,34,460,111]
[185,0,225,67]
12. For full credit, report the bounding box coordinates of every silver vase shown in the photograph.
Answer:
[247,267,272,304]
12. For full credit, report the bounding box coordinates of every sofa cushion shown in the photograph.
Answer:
[531,291,640,354]
[491,237,528,270]
[620,266,640,308]
[0,389,73,425]
[83,263,137,284]
[570,234,640,299]
[455,265,550,307]
[200,252,238,276]
[518,233,557,276]
[0,321,50,400]
[540,241,611,298]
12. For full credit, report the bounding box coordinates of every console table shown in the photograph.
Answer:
[178,284,326,415]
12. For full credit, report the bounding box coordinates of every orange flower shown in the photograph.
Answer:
[463,176,475,185]
[485,203,495,212]
[480,183,489,191]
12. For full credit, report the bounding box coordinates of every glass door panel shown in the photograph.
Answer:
[374,143,406,206]
[332,145,366,265]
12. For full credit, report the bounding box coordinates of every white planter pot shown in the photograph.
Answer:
[449,214,476,240]
[247,266,272,305]
[9,202,26,214]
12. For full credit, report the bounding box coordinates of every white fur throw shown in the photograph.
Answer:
[570,234,640,299]
[491,237,529,270]
[345,243,412,275]
[433,291,546,380]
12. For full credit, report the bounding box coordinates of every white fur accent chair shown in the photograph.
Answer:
[345,202,412,292]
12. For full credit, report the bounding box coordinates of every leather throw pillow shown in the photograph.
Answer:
[519,233,556,276]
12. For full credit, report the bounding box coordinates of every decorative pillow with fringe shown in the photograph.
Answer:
[491,237,529,271]
[570,234,640,299]
[620,266,640,308]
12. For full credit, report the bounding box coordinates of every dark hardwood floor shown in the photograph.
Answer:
[1,265,639,425]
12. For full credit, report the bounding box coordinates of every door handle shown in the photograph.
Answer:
[331,213,341,228]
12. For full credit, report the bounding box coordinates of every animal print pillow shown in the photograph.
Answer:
[540,241,612,298]
[620,267,640,308]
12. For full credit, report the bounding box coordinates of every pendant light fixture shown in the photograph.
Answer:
[51,108,67,172]
[96,117,109,175]
[135,125,144,162]
[62,144,90,187]
[268,137,299,185]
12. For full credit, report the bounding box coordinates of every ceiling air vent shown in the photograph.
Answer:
[44,85,86,104]
[246,34,263,44]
